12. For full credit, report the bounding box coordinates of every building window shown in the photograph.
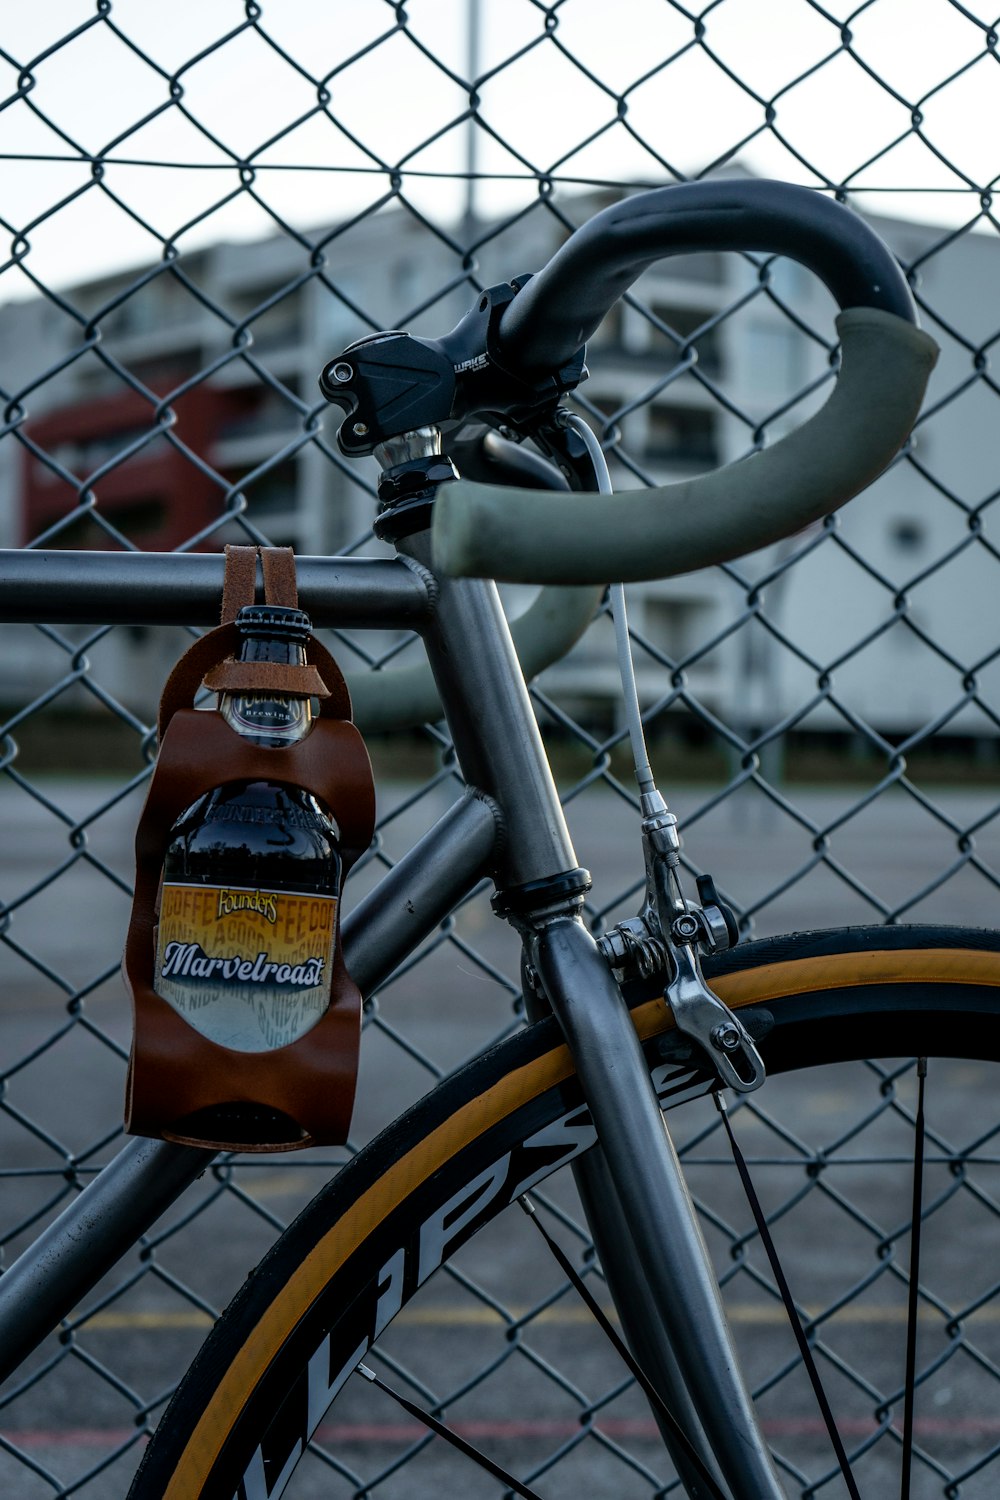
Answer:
[644,597,712,666]
[743,322,801,393]
[50,497,167,549]
[218,382,302,441]
[227,459,298,516]
[645,406,719,468]
[35,427,159,481]
[648,305,723,376]
[586,392,628,444]
[316,275,367,351]
[229,287,302,351]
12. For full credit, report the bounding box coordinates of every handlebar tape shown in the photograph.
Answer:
[432,308,938,586]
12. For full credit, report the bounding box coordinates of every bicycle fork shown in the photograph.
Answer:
[526,916,784,1500]
[395,528,783,1497]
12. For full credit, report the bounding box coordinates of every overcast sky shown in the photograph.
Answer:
[1,0,996,295]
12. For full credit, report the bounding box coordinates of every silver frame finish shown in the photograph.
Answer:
[0,541,783,1497]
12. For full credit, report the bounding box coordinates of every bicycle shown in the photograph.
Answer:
[2,177,999,1499]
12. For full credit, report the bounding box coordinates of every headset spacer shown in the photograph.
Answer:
[492,866,593,918]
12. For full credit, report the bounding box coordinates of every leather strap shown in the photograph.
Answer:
[210,543,327,702]
[125,546,375,1152]
[220,544,260,623]
[220,543,299,620]
[260,545,299,607]
[155,546,355,738]
[202,657,331,700]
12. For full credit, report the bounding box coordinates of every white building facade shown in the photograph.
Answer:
[0,188,995,748]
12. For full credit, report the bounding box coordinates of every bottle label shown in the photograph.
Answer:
[154,882,337,1053]
[221,693,310,743]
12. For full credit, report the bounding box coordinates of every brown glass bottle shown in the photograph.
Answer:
[153,605,342,1142]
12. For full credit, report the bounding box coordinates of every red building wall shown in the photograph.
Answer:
[21,379,239,551]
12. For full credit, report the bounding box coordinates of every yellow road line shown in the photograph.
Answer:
[81,1302,997,1332]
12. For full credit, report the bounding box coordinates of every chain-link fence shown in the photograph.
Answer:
[2,2,1000,1496]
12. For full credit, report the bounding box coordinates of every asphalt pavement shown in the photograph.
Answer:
[2,774,1000,1498]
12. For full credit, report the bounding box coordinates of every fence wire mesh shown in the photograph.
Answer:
[1,1,1000,1496]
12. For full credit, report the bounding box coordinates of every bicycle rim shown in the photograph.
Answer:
[128,924,1000,1499]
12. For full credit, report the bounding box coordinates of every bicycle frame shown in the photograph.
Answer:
[0,542,782,1497]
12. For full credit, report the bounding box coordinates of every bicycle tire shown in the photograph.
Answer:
[129,924,1000,1500]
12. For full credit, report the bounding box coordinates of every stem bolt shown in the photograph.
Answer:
[329,362,354,383]
[712,1023,742,1053]
[353,421,369,436]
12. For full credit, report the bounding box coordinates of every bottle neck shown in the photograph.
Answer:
[219,636,313,749]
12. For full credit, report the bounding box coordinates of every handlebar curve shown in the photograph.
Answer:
[432,180,938,586]
[434,309,936,584]
[496,179,916,375]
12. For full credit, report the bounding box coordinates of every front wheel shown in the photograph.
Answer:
[130,924,1000,1499]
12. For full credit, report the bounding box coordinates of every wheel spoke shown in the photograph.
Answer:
[717,1092,863,1500]
[900,1058,928,1500]
[519,1195,730,1500]
[354,1362,546,1499]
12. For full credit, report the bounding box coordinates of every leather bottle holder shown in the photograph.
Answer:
[123,546,375,1152]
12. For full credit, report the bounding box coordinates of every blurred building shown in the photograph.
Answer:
[0,189,995,746]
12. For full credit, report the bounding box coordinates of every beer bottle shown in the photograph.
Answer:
[153,605,342,1139]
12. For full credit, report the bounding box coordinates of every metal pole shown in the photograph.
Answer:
[401,533,579,886]
[464,0,480,233]
[0,550,433,629]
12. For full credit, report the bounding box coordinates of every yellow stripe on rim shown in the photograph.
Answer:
[712,945,1000,1005]
[165,946,1000,1493]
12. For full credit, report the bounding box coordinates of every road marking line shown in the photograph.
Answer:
[79,1302,996,1331]
[11,1412,1000,1451]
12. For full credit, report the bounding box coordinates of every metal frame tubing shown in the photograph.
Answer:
[395,534,780,1493]
[1,535,781,1495]
[530,915,785,1500]
[0,550,433,629]
[340,787,501,994]
[401,532,578,887]
[403,549,780,1493]
[0,1137,211,1386]
[572,1150,729,1496]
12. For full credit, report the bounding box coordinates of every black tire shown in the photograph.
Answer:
[130,925,1000,1500]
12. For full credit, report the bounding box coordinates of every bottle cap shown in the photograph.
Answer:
[234,604,312,641]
